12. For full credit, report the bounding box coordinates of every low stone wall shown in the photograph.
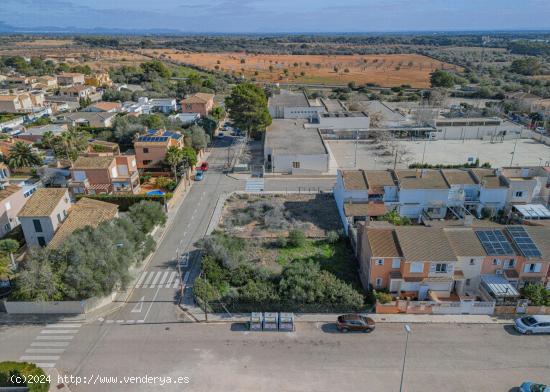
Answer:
[495,305,550,315]
[2,291,117,315]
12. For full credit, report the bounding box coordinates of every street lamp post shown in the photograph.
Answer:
[399,324,411,392]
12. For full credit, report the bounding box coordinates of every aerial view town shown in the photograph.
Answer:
[0,0,549,391]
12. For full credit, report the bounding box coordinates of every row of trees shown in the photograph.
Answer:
[12,201,166,301]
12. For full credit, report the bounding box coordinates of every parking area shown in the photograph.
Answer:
[328,138,550,170]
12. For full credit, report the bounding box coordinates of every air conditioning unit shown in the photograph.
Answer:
[496,269,503,275]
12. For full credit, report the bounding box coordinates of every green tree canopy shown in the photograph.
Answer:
[190,125,209,151]
[430,69,456,88]
[225,83,272,137]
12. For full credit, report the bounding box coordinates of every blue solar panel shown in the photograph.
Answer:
[506,226,542,258]
[475,230,515,256]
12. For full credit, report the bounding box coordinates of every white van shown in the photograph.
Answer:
[514,315,550,334]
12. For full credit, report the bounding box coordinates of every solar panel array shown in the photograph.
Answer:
[138,136,169,142]
[475,230,515,256]
[506,226,542,258]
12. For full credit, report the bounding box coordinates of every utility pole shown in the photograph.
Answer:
[393,147,398,170]
[399,325,412,392]
[510,136,519,166]
[354,130,359,168]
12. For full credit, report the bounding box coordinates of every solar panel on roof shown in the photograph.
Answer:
[475,230,515,256]
[506,226,542,258]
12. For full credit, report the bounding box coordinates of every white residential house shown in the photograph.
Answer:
[17,188,71,247]
[268,90,325,119]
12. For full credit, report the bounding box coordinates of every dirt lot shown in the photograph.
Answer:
[145,50,460,87]
[219,193,341,238]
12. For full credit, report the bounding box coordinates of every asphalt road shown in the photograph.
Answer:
[2,322,549,392]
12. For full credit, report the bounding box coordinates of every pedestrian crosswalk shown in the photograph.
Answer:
[20,323,81,369]
[245,178,264,192]
[134,270,180,289]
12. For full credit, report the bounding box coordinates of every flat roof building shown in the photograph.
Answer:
[264,119,330,175]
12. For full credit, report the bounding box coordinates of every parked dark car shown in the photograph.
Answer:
[336,314,375,333]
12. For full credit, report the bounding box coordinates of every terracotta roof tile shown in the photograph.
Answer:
[444,228,487,256]
[18,188,69,217]
[73,156,114,169]
[395,227,457,261]
[341,170,367,190]
[395,170,449,189]
[344,201,387,217]
[366,228,401,258]
[48,198,118,248]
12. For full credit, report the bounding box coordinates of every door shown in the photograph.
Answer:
[536,322,550,333]
[418,285,430,301]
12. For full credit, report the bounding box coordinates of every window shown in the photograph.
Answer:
[33,219,43,233]
[469,259,475,265]
[142,160,152,165]
[4,223,10,232]
[505,259,516,269]
[37,236,46,247]
[392,259,401,269]
[492,259,500,266]
[143,148,149,153]
[435,263,447,273]
[375,259,384,266]
[375,277,383,288]
[292,162,300,169]
[524,263,542,273]
[410,262,423,273]
[63,210,68,218]
[57,213,62,224]
[465,279,471,286]
[514,191,524,198]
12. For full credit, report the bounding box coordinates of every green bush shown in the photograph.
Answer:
[326,230,340,244]
[374,291,393,304]
[275,236,288,248]
[521,284,550,306]
[0,361,49,391]
[288,229,306,248]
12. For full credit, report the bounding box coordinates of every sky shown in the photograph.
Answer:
[1,0,549,33]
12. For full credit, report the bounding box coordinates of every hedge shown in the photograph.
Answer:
[0,361,50,392]
[75,193,172,211]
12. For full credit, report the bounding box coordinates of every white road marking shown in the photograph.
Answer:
[36,336,73,341]
[142,271,155,287]
[165,271,177,288]
[45,323,81,328]
[137,320,145,323]
[126,320,136,324]
[34,363,55,368]
[31,342,70,347]
[159,270,170,286]
[135,271,147,288]
[25,348,65,354]
[20,355,60,361]
[172,276,180,289]
[149,271,162,288]
[106,320,114,324]
[131,296,145,313]
[142,284,162,322]
[117,320,124,323]
[40,330,79,334]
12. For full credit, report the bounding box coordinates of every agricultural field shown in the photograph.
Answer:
[146,50,461,87]
[0,46,150,71]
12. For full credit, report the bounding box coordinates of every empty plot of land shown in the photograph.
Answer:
[328,138,550,170]
[148,50,460,87]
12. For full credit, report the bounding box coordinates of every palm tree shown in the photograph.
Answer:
[8,142,42,171]
[164,146,183,179]
[41,130,55,149]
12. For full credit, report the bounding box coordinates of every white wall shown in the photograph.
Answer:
[272,153,329,174]
[398,188,450,218]
[479,187,508,215]
[454,256,484,295]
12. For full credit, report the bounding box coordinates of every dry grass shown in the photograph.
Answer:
[145,50,460,87]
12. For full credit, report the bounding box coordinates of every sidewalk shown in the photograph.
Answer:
[197,312,515,324]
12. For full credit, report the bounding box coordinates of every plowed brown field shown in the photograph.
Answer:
[147,50,461,87]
